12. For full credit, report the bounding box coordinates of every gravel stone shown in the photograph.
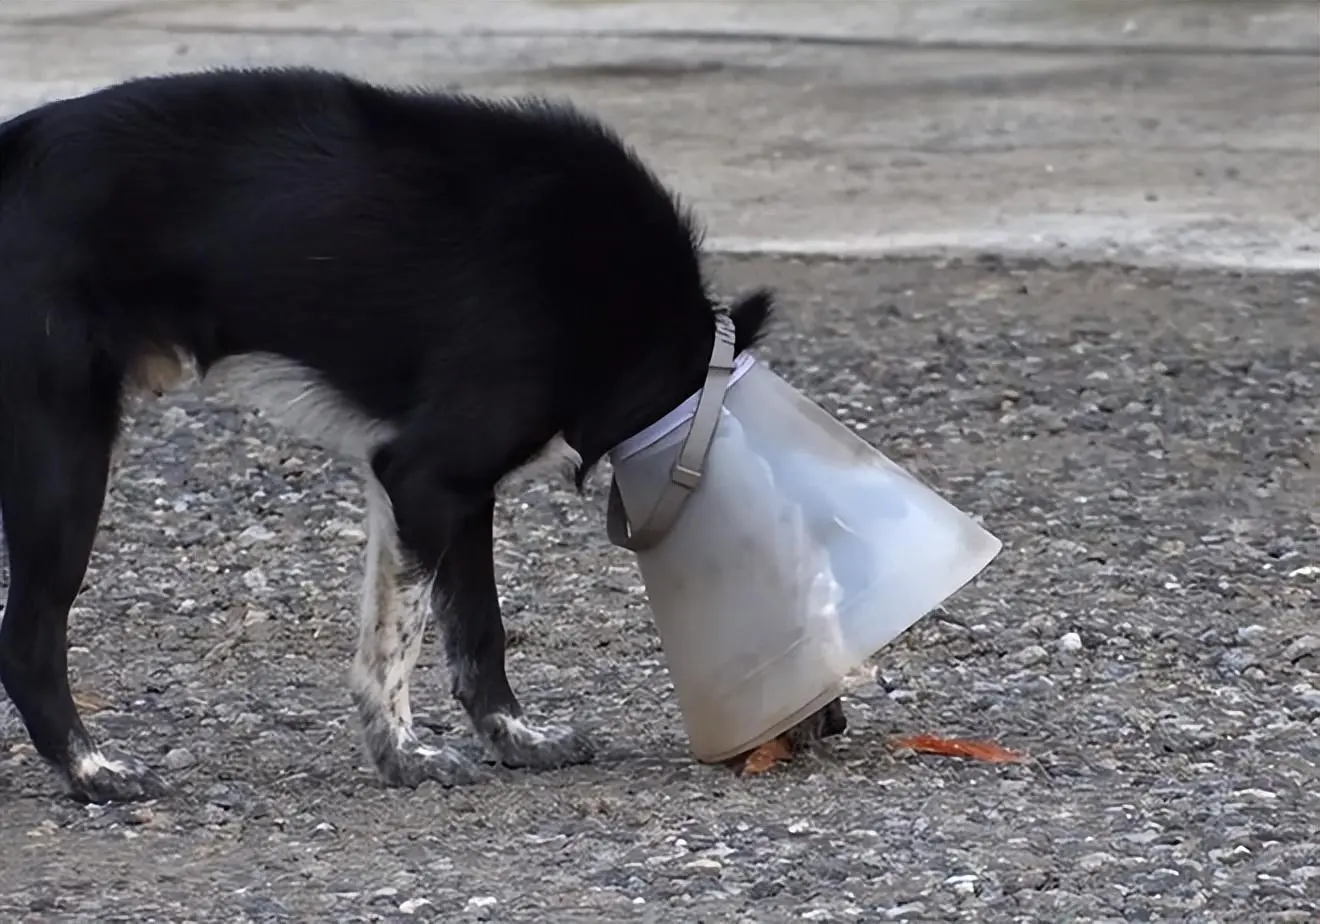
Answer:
[1008,644,1050,668]
[1283,635,1320,663]
[1235,624,1269,645]
[2,257,1318,923]
[236,524,276,546]
[163,747,196,770]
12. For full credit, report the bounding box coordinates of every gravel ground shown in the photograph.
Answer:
[2,255,1318,922]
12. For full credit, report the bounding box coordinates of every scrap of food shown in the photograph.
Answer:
[728,699,1030,775]
[891,734,1028,764]
[737,735,794,775]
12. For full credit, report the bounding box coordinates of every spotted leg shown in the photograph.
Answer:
[350,476,483,788]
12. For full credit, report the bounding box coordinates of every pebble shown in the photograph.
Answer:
[1234,624,1268,645]
[237,524,276,546]
[399,898,432,914]
[944,874,978,896]
[1009,644,1049,668]
[1232,787,1278,801]
[1283,635,1320,662]
[1057,632,1084,653]
[1024,406,1067,433]
[466,896,498,909]
[1079,852,1115,871]
[160,406,192,430]
[1208,845,1252,864]
[200,804,229,826]
[684,858,723,873]
[1218,648,1256,673]
[121,806,154,826]
[1122,831,1160,845]
[164,747,197,770]
[1275,912,1317,923]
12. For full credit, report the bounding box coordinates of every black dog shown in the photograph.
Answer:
[0,67,773,803]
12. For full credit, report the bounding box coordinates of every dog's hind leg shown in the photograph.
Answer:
[0,393,166,803]
[349,475,485,788]
[432,497,595,772]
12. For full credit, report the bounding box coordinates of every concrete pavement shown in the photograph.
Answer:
[0,0,1316,270]
[4,0,1317,52]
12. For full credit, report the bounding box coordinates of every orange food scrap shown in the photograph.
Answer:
[739,735,794,775]
[892,734,1028,764]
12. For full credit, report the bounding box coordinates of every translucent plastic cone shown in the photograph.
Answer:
[609,357,1002,762]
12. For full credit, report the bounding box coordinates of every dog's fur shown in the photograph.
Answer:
[0,67,773,803]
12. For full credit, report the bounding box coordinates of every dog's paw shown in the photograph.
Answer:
[378,740,486,789]
[485,714,596,771]
[67,750,168,804]
[783,697,849,751]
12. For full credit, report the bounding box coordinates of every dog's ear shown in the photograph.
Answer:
[728,287,775,355]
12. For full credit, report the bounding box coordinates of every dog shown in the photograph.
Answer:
[0,66,777,804]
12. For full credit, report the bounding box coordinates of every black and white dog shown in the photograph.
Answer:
[0,67,776,804]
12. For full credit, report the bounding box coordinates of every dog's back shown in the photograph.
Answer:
[1,68,730,467]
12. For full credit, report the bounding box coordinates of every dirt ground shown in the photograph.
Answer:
[2,254,1317,923]
[2,1,1317,271]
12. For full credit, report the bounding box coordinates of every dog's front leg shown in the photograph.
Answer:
[435,498,595,772]
[350,477,483,788]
